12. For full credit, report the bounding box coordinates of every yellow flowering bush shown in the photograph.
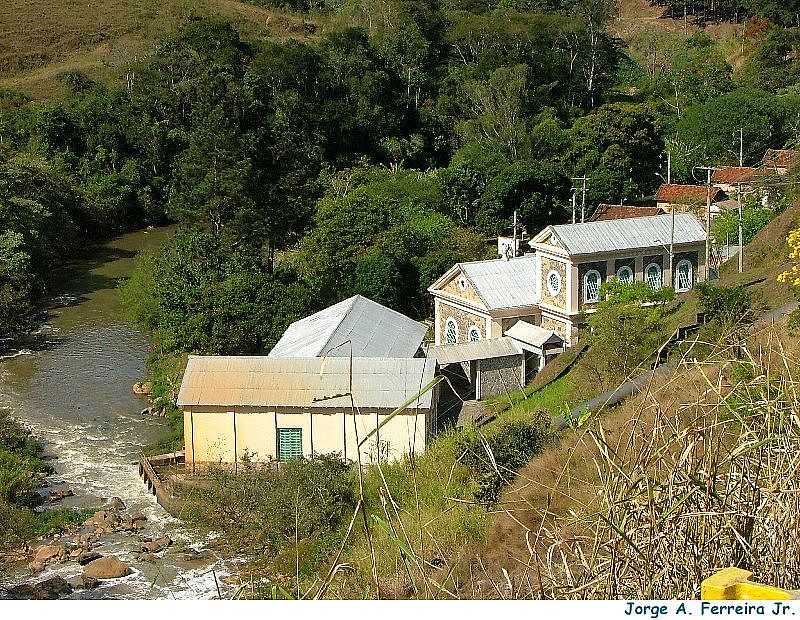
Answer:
[778,228,800,289]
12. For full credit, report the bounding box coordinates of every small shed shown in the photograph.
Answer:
[178,355,438,466]
[504,321,564,382]
[427,337,524,400]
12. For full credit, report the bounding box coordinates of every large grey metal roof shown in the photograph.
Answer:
[460,256,538,310]
[427,337,521,365]
[268,295,427,359]
[542,213,706,256]
[177,356,437,410]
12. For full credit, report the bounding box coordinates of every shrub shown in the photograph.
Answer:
[185,454,356,572]
[696,282,753,326]
[458,419,551,503]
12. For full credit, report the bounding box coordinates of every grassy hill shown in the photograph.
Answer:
[0,0,319,99]
[475,204,800,599]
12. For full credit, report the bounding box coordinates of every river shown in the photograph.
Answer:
[0,227,229,599]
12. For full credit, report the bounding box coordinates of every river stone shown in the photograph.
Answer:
[33,543,65,564]
[77,550,103,565]
[133,382,152,396]
[8,576,73,600]
[82,556,132,579]
[141,536,172,554]
[106,497,126,511]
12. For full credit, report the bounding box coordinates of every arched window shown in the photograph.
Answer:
[547,270,562,297]
[445,318,458,344]
[617,265,634,285]
[583,270,601,304]
[675,259,693,292]
[645,263,662,290]
[468,326,481,342]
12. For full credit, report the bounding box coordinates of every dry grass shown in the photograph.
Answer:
[0,0,321,99]
[476,317,800,599]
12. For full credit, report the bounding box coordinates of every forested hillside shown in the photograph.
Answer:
[2,0,800,355]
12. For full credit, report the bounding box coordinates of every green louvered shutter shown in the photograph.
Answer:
[278,428,303,461]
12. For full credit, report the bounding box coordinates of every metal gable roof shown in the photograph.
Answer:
[269,295,426,359]
[459,255,539,310]
[177,356,437,410]
[545,213,706,256]
[504,321,563,349]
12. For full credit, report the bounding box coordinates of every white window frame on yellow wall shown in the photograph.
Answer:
[445,318,459,344]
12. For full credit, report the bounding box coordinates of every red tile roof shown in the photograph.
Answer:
[711,166,759,185]
[762,149,799,170]
[588,204,664,222]
[656,184,725,204]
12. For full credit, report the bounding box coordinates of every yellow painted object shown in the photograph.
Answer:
[702,568,796,600]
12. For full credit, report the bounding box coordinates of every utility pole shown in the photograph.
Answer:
[739,128,744,167]
[571,190,577,225]
[572,176,589,223]
[512,210,518,258]
[694,165,717,280]
[737,182,743,274]
[666,150,672,184]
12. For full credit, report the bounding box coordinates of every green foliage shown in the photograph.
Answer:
[588,281,675,378]
[457,418,551,503]
[712,202,774,247]
[695,283,754,327]
[122,227,311,356]
[186,455,356,567]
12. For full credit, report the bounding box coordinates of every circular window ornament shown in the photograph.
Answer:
[547,270,562,297]
[617,265,634,285]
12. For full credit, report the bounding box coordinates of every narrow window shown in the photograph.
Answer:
[675,259,693,292]
[277,428,303,461]
[617,265,634,285]
[646,263,662,290]
[445,318,458,344]
[584,270,601,303]
[468,326,481,342]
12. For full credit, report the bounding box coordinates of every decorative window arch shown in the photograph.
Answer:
[675,259,693,292]
[468,326,481,342]
[617,265,634,285]
[445,318,459,344]
[583,270,601,304]
[645,263,662,290]
[547,270,562,297]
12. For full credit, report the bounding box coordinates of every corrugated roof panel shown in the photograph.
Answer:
[504,321,563,348]
[549,213,706,256]
[459,255,538,310]
[177,356,436,410]
[427,337,521,365]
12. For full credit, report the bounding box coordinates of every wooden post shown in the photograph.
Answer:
[233,409,238,474]
[190,409,196,475]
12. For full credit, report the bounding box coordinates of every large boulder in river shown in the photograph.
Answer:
[32,543,65,564]
[77,550,103,565]
[82,556,132,580]
[8,576,73,599]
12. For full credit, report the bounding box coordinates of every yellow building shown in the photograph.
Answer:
[177,355,438,466]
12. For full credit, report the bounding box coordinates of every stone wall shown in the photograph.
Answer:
[541,315,570,341]
[441,271,484,306]
[437,301,487,344]
[478,355,524,398]
[540,256,568,309]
